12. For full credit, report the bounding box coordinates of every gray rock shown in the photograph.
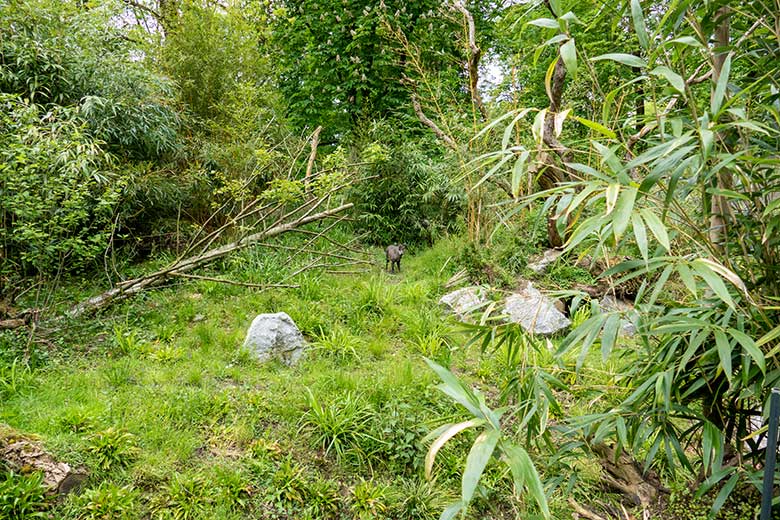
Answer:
[439,286,488,318]
[504,281,570,335]
[242,312,306,366]
[527,248,563,274]
[599,295,637,337]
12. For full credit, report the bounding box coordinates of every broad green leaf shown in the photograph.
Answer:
[714,330,732,382]
[511,151,530,198]
[548,0,562,16]
[631,0,649,50]
[758,324,780,348]
[501,109,534,149]
[592,53,647,68]
[532,108,547,143]
[640,208,670,251]
[676,263,697,298]
[695,257,749,298]
[651,66,685,93]
[440,501,464,520]
[632,213,648,261]
[560,38,577,78]
[711,53,731,115]
[425,358,483,417]
[574,116,616,139]
[728,328,766,373]
[711,473,739,515]
[473,110,519,141]
[612,186,638,241]
[700,127,714,160]
[425,419,484,479]
[668,36,702,47]
[593,141,625,176]
[462,429,500,504]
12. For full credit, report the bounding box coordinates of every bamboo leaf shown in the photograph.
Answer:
[560,38,577,78]
[503,443,550,518]
[440,501,464,520]
[592,53,647,68]
[711,53,731,115]
[639,208,670,251]
[511,150,530,198]
[605,183,620,215]
[651,66,685,93]
[632,213,648,261]
[425,420,483,479]
[527,18,560,29]
[574,116,616,139]
[462,429,500,504]
[613,186,638,241]
[714,330,732,382]
[631,0,649,50]
[692,259,735,308]
[601,314,621,360]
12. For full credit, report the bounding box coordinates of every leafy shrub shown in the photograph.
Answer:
[0,471,48,519]
[87,428,139,471]
[72,481,138,520]
[349,140,464,246]
[371,400,428,474]
[0,96,121,277]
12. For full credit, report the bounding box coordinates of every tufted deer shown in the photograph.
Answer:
[385,244,405,273]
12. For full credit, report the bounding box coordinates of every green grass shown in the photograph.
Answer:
[0,231,734,519]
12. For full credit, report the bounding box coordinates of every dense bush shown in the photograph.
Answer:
[0,95,121,277]
[349,139,464,246]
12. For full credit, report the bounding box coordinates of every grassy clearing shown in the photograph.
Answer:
[2,236,543,519]
[0,229,669,519]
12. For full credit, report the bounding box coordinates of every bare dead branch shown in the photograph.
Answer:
[168,272,299,290]
[410,93,458,150]
[304,126,322,192]
[69,202,354,317]
[451,1,488,120]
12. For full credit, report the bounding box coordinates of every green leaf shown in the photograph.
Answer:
[728,328,766,373]
[711,53,731,115]
[714,330,733,382]
[700,127,714,160]
[612,186,638,241]
[605,183,620,215]
[462,429,500,504]
[440,501,464,520]
[667,36,702,47]
[676,263,697,298]
[601,314,621,360]
[425,358,483,417]
[691,259,735,308]
[592,53,647,68]
[504,444,550,519]
[548,0,562,16]
[640,208,670,251]
[528,18,560,29]
[711,473,739,515]
[632,213,648,261]
[560,38,577,78]
[574,116,616,139]
[631,0,649,50]
[651,66,685,93]
[511,151,530,198]
[758,324,780,348]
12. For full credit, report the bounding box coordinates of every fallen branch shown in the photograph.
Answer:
[69,203,353,317]
[304,126,322,193]
[168,273,300,290]
[451,1,488,120]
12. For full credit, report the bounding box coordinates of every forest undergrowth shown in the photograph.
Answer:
[0,226,762,520]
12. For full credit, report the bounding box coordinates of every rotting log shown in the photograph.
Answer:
[0,424,87,495]
[592,442,666,509]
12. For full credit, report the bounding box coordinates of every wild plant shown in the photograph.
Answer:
[349,478,390,520]
[313,326,359,362]
[391,478,450,520]
[299,389,378,464]
[0,359,35,398]
[303,478,342,518]
[151,474,211,520]
[72,481,138,520]
[0,471,48,520]
[87,428,140,471]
